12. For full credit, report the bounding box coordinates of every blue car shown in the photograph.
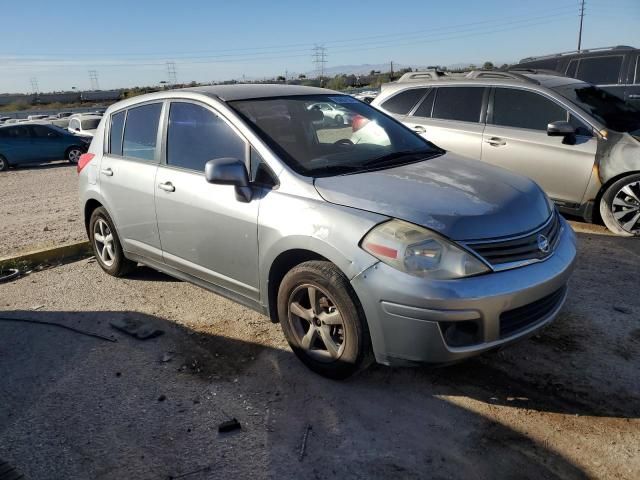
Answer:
[0,122,90,171]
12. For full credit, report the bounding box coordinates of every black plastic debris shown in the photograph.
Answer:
[110,317,164,340]
[218,418,241,433]
[0,458,24,480]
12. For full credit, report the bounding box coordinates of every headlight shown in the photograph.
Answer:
[361,219,490,280]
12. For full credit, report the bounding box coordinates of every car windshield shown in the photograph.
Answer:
[81,119,100,130]
[229,95,442,177]
[551,83,640,135]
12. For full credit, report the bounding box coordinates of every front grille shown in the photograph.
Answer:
[465,212,561,267]
[499,287,566,338]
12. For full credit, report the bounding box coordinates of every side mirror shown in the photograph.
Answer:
[547,121,576,145]
[205,157,252,202]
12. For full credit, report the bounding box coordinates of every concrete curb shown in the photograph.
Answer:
[0,241,92,270]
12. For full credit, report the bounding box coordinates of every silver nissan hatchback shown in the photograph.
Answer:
[78,85,576,378]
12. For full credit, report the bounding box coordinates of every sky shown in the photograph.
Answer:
[1,0,638,93]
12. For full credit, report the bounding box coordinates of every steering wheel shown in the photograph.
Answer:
[334,138,354,146]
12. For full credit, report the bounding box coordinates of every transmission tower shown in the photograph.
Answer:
[312,45,327,86]
[88,70,100,90]
[167,61,178,86]
[30,77,39,94]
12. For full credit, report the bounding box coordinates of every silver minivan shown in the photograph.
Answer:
[79,85,576,378]
[373,73,640,236]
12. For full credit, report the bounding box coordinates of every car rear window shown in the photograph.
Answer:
[491,88,567,131]
[575,56,623,84]
[109,111,126,155]
[432,87,485,123]
[380,88,428,115]
[122,103,162,161]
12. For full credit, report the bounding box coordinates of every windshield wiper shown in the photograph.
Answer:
[362,149,438,168]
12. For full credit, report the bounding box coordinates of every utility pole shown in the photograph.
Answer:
[88,70,100,90]
[312,45,327,86]
[577,0,585,51]
[166,61,178,86]
[30,77,39,94]
[390,61,394,81]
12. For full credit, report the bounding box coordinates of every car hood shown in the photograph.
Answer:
[313,153,551,241]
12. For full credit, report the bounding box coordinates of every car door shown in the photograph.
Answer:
[481,87,597,206]
[154,100,260,301]
[0,126,31,164]
[28,124,62,160]
[99,103,164,262]
[402,86,487,159]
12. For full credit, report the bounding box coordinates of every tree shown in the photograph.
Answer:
[276,76,286,83]
[326,75,346,91]
[500,64,510,71]
[298,74,306,80]
[482,61,495,71]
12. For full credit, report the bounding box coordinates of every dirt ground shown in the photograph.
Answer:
[0,162,85,258]
[0,221,639,479]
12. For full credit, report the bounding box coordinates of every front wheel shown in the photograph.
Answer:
[66,146,84,164]
[0,155,8,172]
[277,261,372,379]
[600,174,640,236]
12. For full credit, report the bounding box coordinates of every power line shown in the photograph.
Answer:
[166,61,178,85]
[88,70,99,90]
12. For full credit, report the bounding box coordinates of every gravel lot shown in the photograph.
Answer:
[0,225,638,479]
[0,162,85,258]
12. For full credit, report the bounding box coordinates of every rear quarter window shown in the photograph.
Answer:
[380,88,428,115]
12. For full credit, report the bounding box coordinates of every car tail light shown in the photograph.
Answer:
[352,115,370,132]
[77,153,95,174]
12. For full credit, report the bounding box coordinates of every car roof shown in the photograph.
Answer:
[181,84,338,101]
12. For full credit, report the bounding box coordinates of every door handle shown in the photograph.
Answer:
[628,94,640,99]
[485,137,507,147]
[100,168,113,176]
[158,181,175,192]
[412,125,426,134]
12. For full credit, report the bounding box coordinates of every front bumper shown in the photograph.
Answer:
[351,216,577,366]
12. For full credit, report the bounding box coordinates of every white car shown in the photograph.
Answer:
[307,102,353,126]
[68,115,102,138]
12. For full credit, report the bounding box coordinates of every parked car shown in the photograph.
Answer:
[373,72,640,236]
[79,85,576,378]
[57,112,74,118]
[68,115,102,137]
[27,114,49,121]
[307,102,353,126]
[0,116,11,124]
[517,45,640,108]
[0,122,88,170]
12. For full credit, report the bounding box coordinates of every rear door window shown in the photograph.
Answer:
[30,125,57,137]
[491,88,567,131]
[575,56,623,84]
[566,59,578,78]
[380,88,428,115]
[122,103,162,162]
[432,87,485,123]
[109,111,126,155]
[166,102,246,172]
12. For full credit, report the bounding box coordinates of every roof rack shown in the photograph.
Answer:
[464,70,541,84]
[519,45,635,63]
[396,69,450,83]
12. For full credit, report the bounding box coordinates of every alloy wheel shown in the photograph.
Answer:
[93,218,115,267]
[288,284,346,362]
[0,157,7,171]
[68,148,82,163]
[611,181,640,234]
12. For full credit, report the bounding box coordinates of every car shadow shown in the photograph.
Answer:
[9,160,73,171]
[0,309,591,479]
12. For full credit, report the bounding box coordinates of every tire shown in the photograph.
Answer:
[0,155,8,172]
[599,174,640,237]
[65,146,84,164]
[334,114,344,126]
[277,260,372,379]
[89,207,137,276]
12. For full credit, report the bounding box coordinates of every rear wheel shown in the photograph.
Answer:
[0,155,8,171]
[89,207,136,276]
[334,114,344,126]
[277,261,372,379]
[66,146,84,164]
[600,174,640,237]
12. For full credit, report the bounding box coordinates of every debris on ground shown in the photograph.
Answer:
[0,268,20,284]
[0,316,116,342]
[109,317,164,340]
[298,424,312,461]
[0,457,23,480]
[161,352,174,363]
[158,395,167,402]
[218,418,241,433]
[613,305,631,314]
